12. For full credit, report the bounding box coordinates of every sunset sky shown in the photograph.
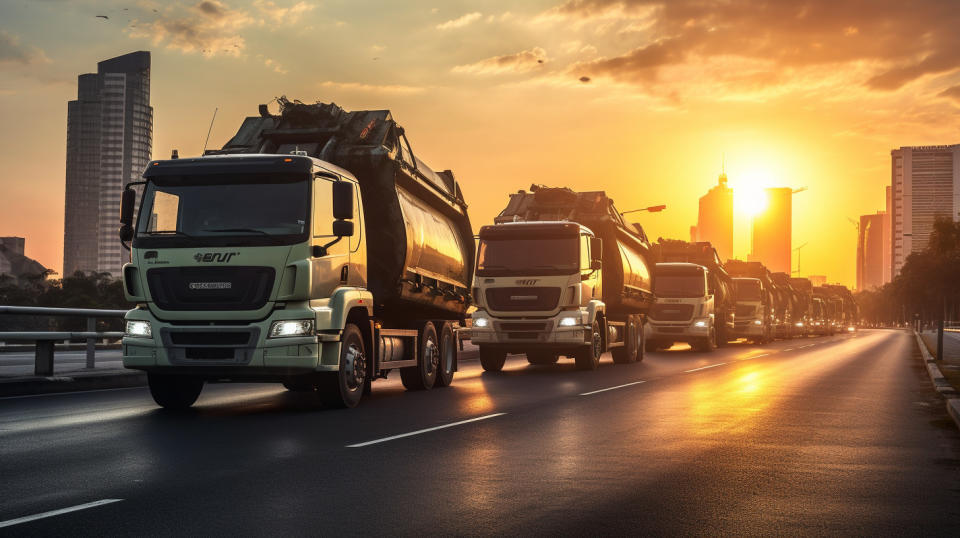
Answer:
[2,0,960,287]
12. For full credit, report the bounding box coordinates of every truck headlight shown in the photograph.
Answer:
[753,320,762,326]
[473,317,489,328]
[693,319,708,328]
[559,316,579,327]
[125,320,152,339]
[795,322,804,327]
[269,319,314,338]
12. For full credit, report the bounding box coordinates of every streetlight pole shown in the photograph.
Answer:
[792,242,808,275]
[622,205,667,215]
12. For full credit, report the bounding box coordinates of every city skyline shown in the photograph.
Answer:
[3,1,960,287]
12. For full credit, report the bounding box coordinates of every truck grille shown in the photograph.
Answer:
[169,331,253,346]
[736,304,756,317]
[485,287,561,312]
[147,266,275,311]
[650,303,694,321]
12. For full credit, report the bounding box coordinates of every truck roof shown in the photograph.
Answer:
[655,262,707,274]
[143,153,358,183]
[479,221,593,238]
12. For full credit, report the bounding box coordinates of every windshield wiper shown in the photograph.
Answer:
[143,230,198,239]
[200,228,270,235]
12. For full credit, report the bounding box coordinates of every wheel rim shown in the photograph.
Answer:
[344,342,366,391]
[592,325,602,360]
[424,337,439,375]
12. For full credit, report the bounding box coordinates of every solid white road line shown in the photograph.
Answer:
[347,413,507,448]
[579,380,646,396]
[0,499,123,529]
[783,348,795,351]
[684,363,726,373]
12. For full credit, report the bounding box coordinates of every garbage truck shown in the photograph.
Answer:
[119,97,475,409]
[470,185,654,371]
[645,239,736,352]
[725,260,775,343]
[789,277,814,336]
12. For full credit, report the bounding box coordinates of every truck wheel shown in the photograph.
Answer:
[636,319,646,362]
[318,323,366,408]
[612,315,639,364]
[575,320,603,370]
[694,327,717,353]
[479,346,507,372]
[527,350,559,365]
[401,321,439,390]
[434,322,457,387]
[148,374,204,410]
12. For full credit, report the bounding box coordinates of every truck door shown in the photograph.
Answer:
[312,175,351,297]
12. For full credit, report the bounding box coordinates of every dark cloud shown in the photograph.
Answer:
[0,30,47,66]
[197,1,228,18]
[556,0,960,91]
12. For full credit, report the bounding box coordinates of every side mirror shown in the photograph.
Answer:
[333,181,353,220]
[120,187,136,226]
[590,259,602,271]
[589,237,603,262]
[118,187,136,245]
[333,220,354,237]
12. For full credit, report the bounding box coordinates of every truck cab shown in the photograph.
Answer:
[732,277,773,343]
[470,221,616,370]
[646,263,718,352]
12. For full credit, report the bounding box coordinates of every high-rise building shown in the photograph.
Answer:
[749,187,792,273]
[63,51,152,277]
[857,212,886,290]
[693,171,733,261]
[883,186,892,284]
[890,144,960,277]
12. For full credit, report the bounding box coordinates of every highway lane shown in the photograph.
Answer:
[1,330,958,534]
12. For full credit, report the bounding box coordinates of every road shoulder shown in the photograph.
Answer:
[915,331,960,430]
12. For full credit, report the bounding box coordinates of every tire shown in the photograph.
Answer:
[479,345,507,372]
[435,322,457,387]
[401,321,439,390]
[575,320,603,370]
[148,374,204,410]
[612,315,639,364]
[636,318,646,362]
[526,350,559,365]
[693,326,717,353]
[317,323,366,408]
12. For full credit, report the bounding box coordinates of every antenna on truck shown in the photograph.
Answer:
[202,107,218,153]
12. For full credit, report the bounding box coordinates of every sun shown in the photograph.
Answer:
[732,164,775,217]
[736,186,768,216]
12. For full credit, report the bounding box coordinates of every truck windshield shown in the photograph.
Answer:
[654,274,705,298]
[735,280,762,301]
[477,238,578,276]
[136,175,309,246]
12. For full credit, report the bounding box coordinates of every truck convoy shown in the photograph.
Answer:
[823,284,858,331]
[645,239,736,352]
[725,260,776,343]
[470,185,654,371]
[119,98,475,409]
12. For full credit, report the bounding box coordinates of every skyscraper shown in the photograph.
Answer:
[749,187,792,273]
[63,51,152,277]
[857,212,886,290]
[693,171,733,261]
[890,144,960,277]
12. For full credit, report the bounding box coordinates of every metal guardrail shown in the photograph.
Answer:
[0,306,127,376]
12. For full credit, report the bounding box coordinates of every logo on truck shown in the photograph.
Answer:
[515,279,538,285]
[193,252,239,263]
[188,282,232,290]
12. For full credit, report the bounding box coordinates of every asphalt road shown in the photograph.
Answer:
[1,329,958,535]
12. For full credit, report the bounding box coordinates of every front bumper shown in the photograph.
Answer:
[733,320,765,337]
[470,310,588,348]
[646,319,710,340]
[122,308,342,378]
